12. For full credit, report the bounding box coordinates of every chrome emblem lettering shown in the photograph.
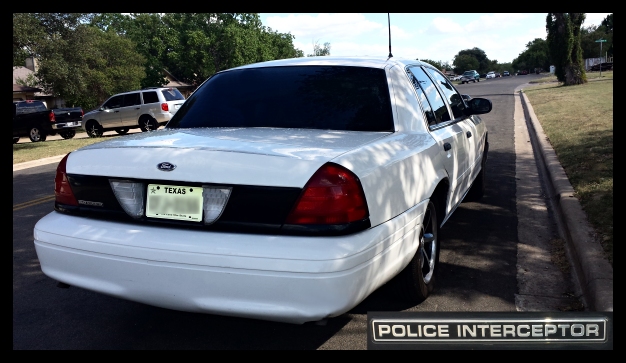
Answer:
[157,162,176,171]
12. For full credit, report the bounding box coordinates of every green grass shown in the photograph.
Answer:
[524,70,613,266]
[13,135,122,164]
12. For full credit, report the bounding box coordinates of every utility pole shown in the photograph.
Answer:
[595,39,607,77]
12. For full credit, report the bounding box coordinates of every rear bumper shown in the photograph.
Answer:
[52,121,82,130]
[34,201,427,324]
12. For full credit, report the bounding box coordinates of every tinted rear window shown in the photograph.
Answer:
[167,66,394,132]
[15,101,47,114]
[160,88,185,101]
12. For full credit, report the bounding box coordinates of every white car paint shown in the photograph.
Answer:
[33,56,488,324]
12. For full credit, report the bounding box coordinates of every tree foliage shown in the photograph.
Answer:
[452,54,479,74]
[308,41,331,56]
[14,13,305,109]
[418,59,451,71]
[546,13,587,85]
[453,48,491,74]
[512,38,551,73]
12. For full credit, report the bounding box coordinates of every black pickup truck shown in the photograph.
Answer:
[13,100,84,143]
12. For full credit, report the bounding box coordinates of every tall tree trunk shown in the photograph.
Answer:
[565,13,587,85]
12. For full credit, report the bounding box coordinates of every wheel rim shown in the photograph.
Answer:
[88,122,100,137]
[30,128,40,141]
[420,204,437,284]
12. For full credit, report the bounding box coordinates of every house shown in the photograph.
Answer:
[13,57,66,108]
[162,68,195,98]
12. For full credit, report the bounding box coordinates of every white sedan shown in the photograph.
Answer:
[34,56,491,324]
[486,71,496,79]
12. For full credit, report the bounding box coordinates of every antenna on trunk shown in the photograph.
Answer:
[387,13,393,58]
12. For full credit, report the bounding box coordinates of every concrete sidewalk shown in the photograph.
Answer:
[13,98,613,312]
[519,90,613,312]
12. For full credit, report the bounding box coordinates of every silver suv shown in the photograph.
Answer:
[83,87,186,137]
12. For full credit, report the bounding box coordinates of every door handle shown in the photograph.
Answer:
[135,107,140,110]
[444,142,451,151]
[466,131,472,138]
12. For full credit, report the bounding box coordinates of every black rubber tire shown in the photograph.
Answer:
[13,137,19,144]
[59,130,76,139]
[115,128,129,135]
[391,196,440,304]
[29,127,47,142]
[85,120,104,138]
[139,117,158,132]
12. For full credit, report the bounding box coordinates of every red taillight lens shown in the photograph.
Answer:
[161,103,169,112]
[55,153,78,206]
[49,111,55,122]
[81,109,84,118]
[285,163,369,225]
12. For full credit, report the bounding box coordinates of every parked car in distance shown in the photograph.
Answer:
[13,100,83,143]
[451,74,463,81]
[486,71,495,79]
[519,70,529,75]
[34,56,492,324]
[461,70,480,83]
[503,71,510,76]
[82,87,186,138]
[495,72,501,78]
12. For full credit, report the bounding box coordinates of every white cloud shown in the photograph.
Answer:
[266,13,383,42]
[583,13,611,27]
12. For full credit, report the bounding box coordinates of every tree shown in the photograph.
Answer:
[453,48,491,74]
[546,13,587,85]
[308,41,331,56]
[601,13,613,57]
[452,54,479,74]
[35,25,145,110]
[418,59,451,72]
[512,38,551,72]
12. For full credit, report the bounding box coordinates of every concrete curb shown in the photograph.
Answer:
[519,91,613,312]
[13,154,65,172]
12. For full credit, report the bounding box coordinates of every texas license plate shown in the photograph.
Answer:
[146,184,203,222]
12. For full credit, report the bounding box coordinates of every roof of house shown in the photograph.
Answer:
[13,84,42,92]
[13,66,49,96]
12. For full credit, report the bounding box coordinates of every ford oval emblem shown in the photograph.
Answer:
[157,162,176,171]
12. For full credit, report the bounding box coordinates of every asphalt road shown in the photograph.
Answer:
[13,74,582,349]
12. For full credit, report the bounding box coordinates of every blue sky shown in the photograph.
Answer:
[260,13,611,64]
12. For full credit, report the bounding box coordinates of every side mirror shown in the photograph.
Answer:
[461,94,472,102]
[464,97,492,115]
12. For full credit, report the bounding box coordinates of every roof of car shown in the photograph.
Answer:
[226,56,427,72]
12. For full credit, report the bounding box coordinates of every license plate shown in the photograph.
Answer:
[65,122,76,126]
[146,184,203,222]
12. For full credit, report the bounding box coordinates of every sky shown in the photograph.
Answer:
[260,13,611,65]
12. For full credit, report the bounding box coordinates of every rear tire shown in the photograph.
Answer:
[391,196,440,304]
[85,120,103,138]
[59,130,76,139]
[29,127,46,142]
[139,116,158,132]
[13,137,19,144]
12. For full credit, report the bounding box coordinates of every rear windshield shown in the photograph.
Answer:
[15,101,47,114]
[160,88,185,101]
[166,66,394,132]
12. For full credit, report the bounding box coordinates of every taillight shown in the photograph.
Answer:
[161,103,169,112]
[81,109,84,118]
[49,111,56,122]
[285,163,369,225]
[55,153,78,206]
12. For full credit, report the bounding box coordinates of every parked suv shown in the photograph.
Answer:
[461,70,480,84]
[83,87,186,138]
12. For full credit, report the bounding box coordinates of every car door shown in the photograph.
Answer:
[99,95,124,128]
[407,66,470,216]
[423,66,483,197]
[120,92,142,127]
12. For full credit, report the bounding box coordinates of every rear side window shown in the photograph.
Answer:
[15,101,47,114]
[167,66,394,132]
[160,88,185,101]
[142,91,159,104]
